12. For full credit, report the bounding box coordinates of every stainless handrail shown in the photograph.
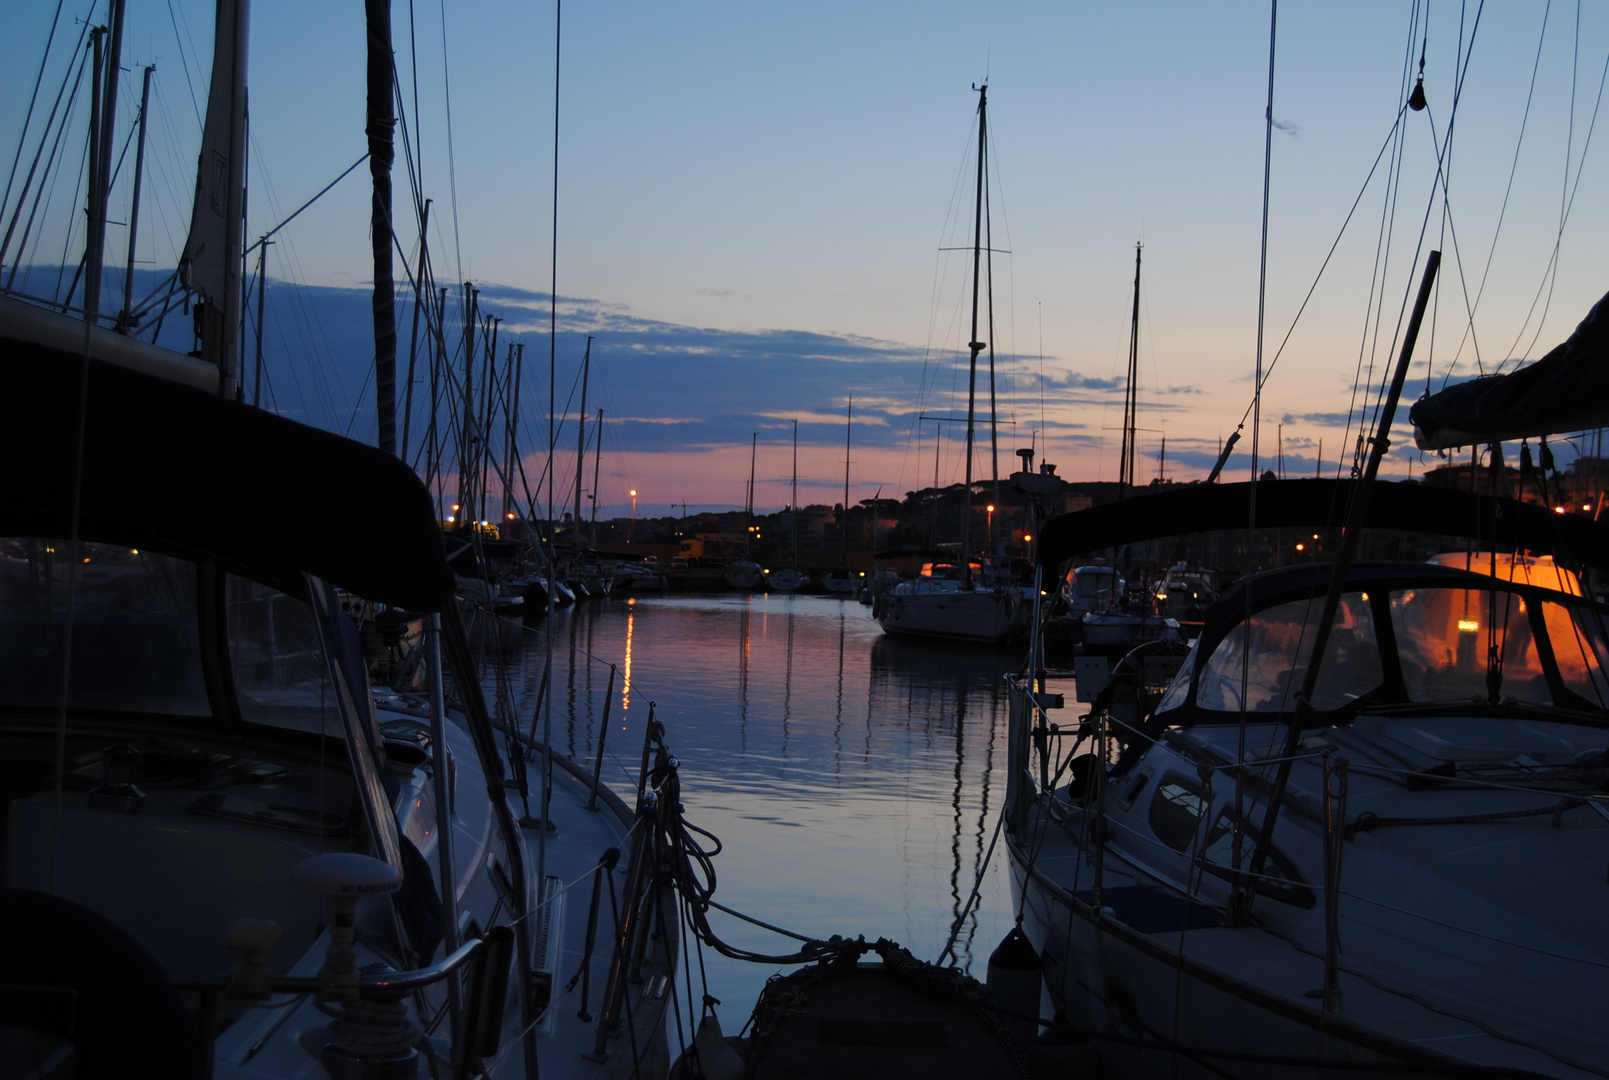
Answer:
[174,937,485,994]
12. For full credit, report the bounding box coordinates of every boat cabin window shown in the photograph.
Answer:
[1544,601,1609,707]
[1149,776,1210,852]
[1198,812,1314,907]
[0,539,208,716]
[225,576,337,734]
[1195,593,1381,713]
[1390,588,1550,705]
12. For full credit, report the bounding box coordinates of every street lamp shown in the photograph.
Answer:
[629,489,638,543]
[986,504,995,553]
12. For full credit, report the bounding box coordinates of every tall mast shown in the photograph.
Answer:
[85,0,126,328]
[746,431,757,554]
[574,336,592,537]
[984,114,1000,558]
[503,341,523,524]
[118,63,155,331]
[479,316,500,522]
[791,418,799,560]
[251,237,269,405]
[1119,241,1142,500]
[458,282,476,521]
[842,396,853,563]
[83,24,106,319]
[367,0,397,455]
[960,83,988,586]
[589,407,603,543]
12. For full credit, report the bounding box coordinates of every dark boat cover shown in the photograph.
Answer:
[0,337,455,610]
[1035,478,1609,570]
[1410,288,1609,449]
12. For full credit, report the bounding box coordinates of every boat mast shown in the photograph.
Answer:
[503,341,524,524]
[1118,241,1142,500]
[960,84,988,586]
[746,431,757,555]
[458,283,476,522]
[84,0,126,329]
[791,417,799,561]
[574,336,592,538]
[589,407,603,543]
[841,396,853,566]
[117,63,154,332]
[367,0,397,456]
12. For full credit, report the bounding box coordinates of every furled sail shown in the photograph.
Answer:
[1411,288,1609,450]
[178,0,250,395]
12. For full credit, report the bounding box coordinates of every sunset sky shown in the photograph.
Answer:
[3,2,1607,518]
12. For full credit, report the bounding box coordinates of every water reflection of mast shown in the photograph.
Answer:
[949,678,969,961]
[833,610,846,774]
[781,606,795,758]
[962,678,1002,964]
[583,598,598,757]
[566,603,581,755]
[738,602,751,753]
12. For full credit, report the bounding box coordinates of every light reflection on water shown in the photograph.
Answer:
[508,592,1021,1016]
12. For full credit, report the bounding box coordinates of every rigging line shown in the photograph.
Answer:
[1528,0,1585,361]
[1351,8,1420,475]
[1439,0,1553,388]
[162,0,202,126]
[407,0,423,204]
[1343,0,1425,476]
[1362,1,1485,472]
[17,52,91,299]
[436,0,463,284]
[0,16,91,276]
[1413,109,1485,407]
[1501,24,1609,370]
[1236,0,1279,891]
[0,0,69,236]
[243,154,369,255]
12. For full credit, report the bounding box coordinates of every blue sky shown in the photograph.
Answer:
[4,2,1607,516]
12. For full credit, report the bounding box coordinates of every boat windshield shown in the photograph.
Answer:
[1193,592,1381,713]
[0,538,342,733]
[1164,578,1609,719]
[1390,586,1551,705]
[226,575,338,734]
[0,539,208,716]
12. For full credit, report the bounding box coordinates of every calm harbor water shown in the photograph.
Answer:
[497,592,1022,1020]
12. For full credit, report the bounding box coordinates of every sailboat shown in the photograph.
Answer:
[822,398,861,596]
[724,432,766,590]
[1006,267,1609,1076]
[770,419,808,592]
[1072,243,1181,655]
[874,85,1026,642]
[0,3,677,1075]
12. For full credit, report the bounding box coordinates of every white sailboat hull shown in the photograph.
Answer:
[769,567,807,592]
[875,583,1026,642]
[1009,850,1486,1080]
